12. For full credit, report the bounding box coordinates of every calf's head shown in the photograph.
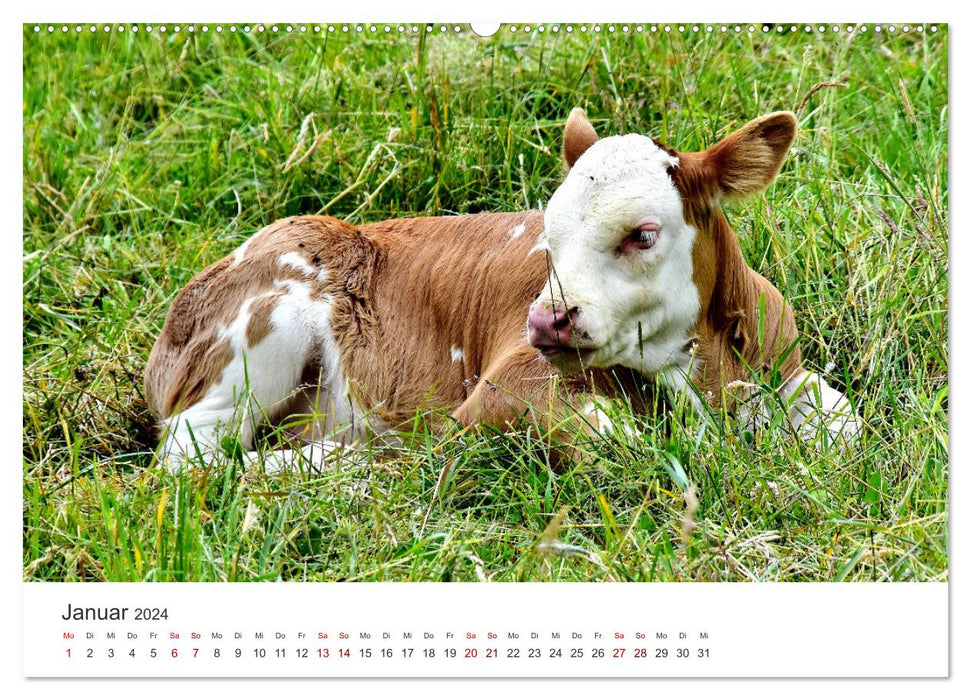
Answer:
[527,108,798,375]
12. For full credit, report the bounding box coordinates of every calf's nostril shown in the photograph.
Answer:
[553,306,579,328]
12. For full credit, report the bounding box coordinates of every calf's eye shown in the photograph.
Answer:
[622,223,661,252]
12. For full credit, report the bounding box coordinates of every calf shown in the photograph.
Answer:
[145,109,858,471]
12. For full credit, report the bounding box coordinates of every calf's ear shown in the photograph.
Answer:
[704,111,797,201]
[563,108,599,168]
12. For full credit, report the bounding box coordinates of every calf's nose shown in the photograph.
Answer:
[527,302,578,348]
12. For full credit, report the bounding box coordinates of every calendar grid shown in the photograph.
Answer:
[24,583,948,678]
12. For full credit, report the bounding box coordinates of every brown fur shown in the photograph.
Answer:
[670,115,802,404]
[563,108,601,168]
[348,212,549,425]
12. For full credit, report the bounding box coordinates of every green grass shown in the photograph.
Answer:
[23,23,948,582]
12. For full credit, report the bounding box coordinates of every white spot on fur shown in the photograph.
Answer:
[158,266,371,469]
[581,399,637,439]
[657,352,707,414]
[729,370,860,446]
[278,251,315,276]
[527,234,550,257]
[582,400,614,433]
[781,370,860,443]
[231,224,271,268]
[509,222,527,239]
[232,237,252,267]
[450,346,465,363]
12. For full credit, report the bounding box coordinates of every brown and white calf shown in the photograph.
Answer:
[145,109,858,471]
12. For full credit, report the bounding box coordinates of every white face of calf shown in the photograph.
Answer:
[529,113,699,375]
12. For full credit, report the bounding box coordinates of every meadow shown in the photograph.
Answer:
[23,23,948,582]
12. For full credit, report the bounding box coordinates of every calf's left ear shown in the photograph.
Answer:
[563,108,599,168]
[704,111,797,201]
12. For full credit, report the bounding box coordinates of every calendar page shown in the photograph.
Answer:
[21,9,950,683]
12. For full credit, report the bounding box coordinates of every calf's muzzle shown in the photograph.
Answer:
[527,301,580,350]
